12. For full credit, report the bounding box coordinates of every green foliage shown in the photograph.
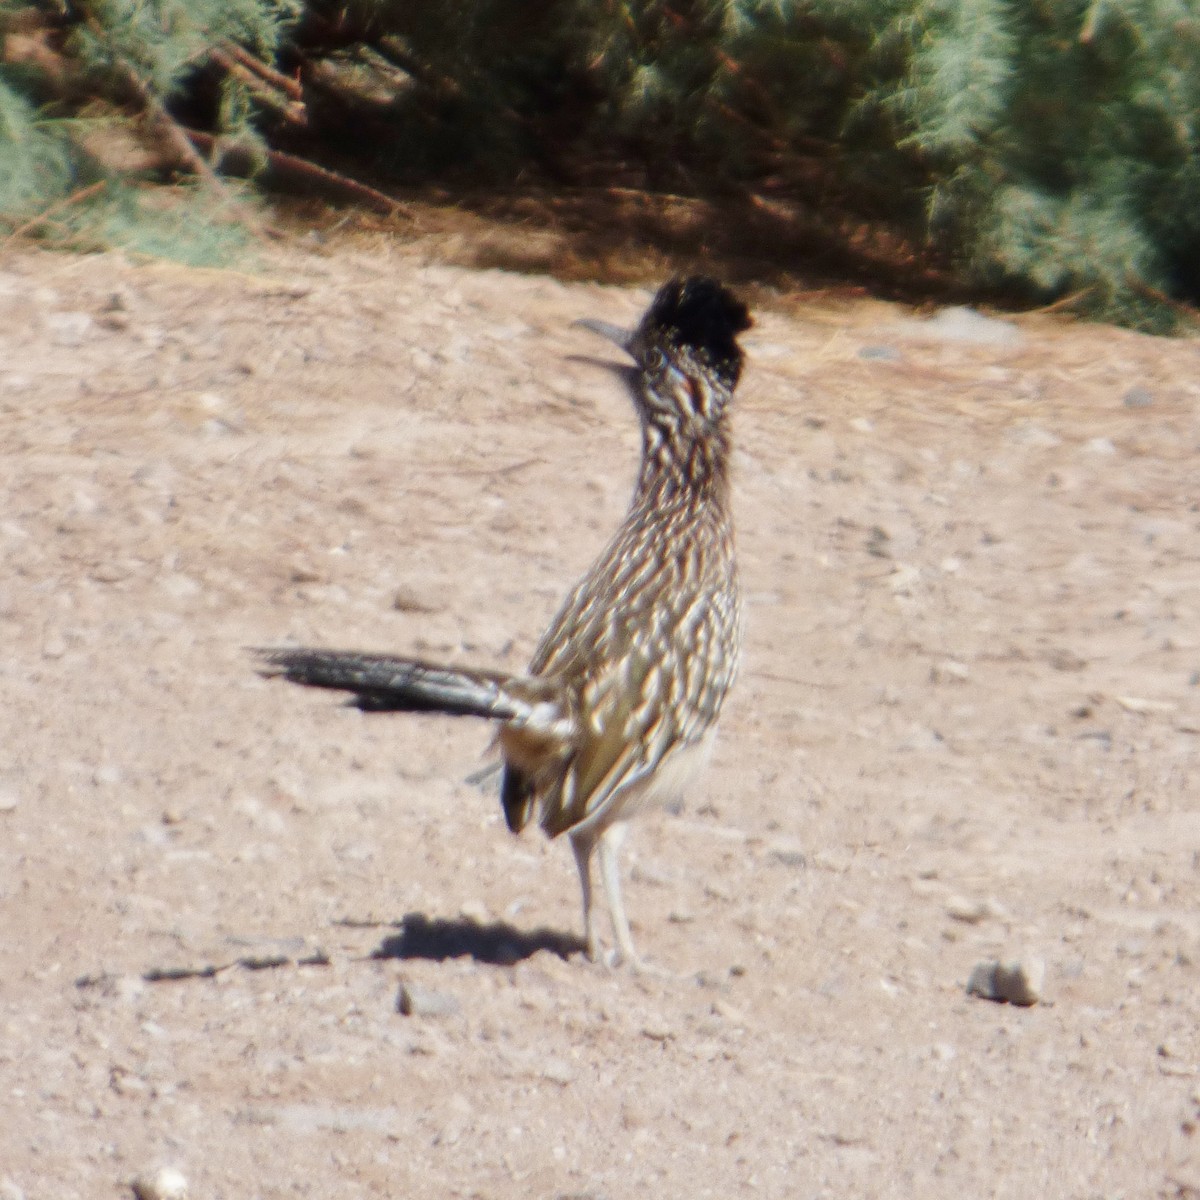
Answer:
[884,0,1200,328]
[0,77,254,265]
[320,0,1200,327]
[0,77,86,218]
[75,0,301,98]
[80,181,257,264]
[0,1,289,264]
[4,0,1200,327]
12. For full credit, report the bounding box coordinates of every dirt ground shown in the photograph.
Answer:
[0,234,1198,1200]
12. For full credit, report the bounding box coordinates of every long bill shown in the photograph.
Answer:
[572,317,633,352]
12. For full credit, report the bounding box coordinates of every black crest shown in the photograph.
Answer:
[640,276,753,388]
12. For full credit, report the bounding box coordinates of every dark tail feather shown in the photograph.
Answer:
[500,763,538,833]
[255,648,526,720]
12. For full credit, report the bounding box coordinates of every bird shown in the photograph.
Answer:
[257,275,752,967]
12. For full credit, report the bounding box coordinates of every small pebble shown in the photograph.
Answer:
[131,1166,188,1200]
[865,526,890,558]
[711,998,749,1026]
[0,373,31,394]
[45,311,93,347]
[899,307,1023,347]
[1010,423,1061,448]
[392,585,440,614]
[765,834,808,867]
[945,895,990,924]
[541,1058,575,1086]
[42,633,68,658]
[966,956,1045,1006]
[640,1020,673,1041]
[397,980,461,1018]
[0,789,18,813]
[458,899,490,924]
[930,660,970,684]
[1123,386,1153,408]
[91,562,129,584]
[159,573,201,600]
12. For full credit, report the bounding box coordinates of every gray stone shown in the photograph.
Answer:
[966,956,1045,1006]
[945,895,989,924]
[392,584,440,614]
[397,980,461,1018]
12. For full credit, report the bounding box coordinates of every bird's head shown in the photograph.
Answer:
[576,276,752,446]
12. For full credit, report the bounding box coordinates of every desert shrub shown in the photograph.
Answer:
[3,0,1199,328]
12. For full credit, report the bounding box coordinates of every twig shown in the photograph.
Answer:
[143,963,226,982]
[1,179,108,248]
[376,34,463,101]
[185,128,409,217]
[142,949,330,982]
[209,45,307,126]
[1026,288,1094,316]
[219,39,303,101]
[1127,275,1200,322]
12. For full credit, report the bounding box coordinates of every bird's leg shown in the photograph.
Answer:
[571,831,604,963]
[597,822,640,968]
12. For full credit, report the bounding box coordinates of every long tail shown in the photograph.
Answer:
[256,647,533,719]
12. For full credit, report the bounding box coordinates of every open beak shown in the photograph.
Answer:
[570,317,638,384]
[572,317,633,355]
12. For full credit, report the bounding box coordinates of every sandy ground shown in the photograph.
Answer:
[0,238,1198,1199]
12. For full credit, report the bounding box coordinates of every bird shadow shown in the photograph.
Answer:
[370,912,586,966]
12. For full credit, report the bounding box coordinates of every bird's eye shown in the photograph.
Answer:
[644,347,666,371]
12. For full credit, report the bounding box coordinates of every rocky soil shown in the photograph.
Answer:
[0,239,1198,1198]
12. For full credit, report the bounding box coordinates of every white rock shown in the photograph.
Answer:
[930,660,970,684]
[1010,423,1061,448]
[45,311,93,347]
[397,981,461,1018]
[41,635,67,659]
[995,957,1045,1006]
[541,1058,575,1085]
[896,306,1023,346]
[159,573,201,600]
[131,1166,188,1200]
[945,895,989,924]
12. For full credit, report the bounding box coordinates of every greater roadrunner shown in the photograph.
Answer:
[258,276,752,966]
